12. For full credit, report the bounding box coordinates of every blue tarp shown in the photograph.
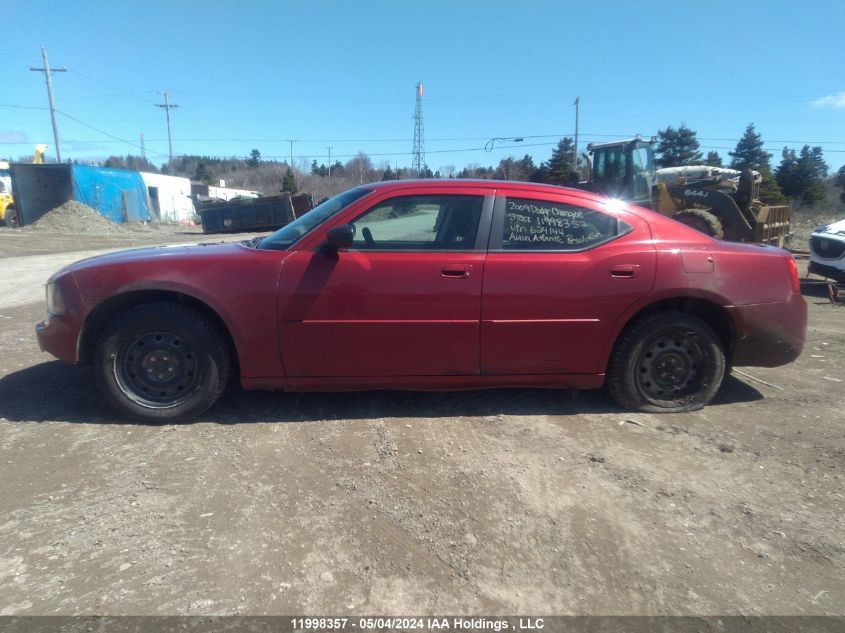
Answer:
[72,165,150,223]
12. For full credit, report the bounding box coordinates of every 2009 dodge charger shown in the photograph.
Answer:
[36,180,807,421]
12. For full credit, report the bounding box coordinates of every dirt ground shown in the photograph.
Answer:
[0,222,842,617]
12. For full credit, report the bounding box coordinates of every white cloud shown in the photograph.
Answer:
[811,91,845,109]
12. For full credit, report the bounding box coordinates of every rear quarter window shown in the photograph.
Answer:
[502,197,630,251]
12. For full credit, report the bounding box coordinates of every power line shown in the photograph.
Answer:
[0,103,49,110]
[4,129,842,146]
[55,109,168,157]
[67,69,156,105]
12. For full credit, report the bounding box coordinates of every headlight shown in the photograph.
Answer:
[46,282,66,316]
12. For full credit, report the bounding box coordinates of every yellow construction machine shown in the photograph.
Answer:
[581,138,791,247]
[1,145,49,227]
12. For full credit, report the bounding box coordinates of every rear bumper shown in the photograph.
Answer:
[728,293,807,367]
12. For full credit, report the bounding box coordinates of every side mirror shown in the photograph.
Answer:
[325,224,355,250]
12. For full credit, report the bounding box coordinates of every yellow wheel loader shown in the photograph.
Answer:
[580,138,791,247]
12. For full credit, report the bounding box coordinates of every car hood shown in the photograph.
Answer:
[52,241,283,281]
[812,218,845,238]
[61,241,252,273]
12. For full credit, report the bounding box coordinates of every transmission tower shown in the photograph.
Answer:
[412,82,425,177]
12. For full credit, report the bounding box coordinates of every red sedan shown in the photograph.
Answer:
[36,180,806,421]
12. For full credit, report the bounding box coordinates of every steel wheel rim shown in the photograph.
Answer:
[114,331,200,409]
[636,330,706,403]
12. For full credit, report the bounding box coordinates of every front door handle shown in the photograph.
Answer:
[441,265,472,279]
[610,264,642,278]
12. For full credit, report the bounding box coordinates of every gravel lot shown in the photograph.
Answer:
[0,223,842,616]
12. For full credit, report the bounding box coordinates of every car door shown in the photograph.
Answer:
[481,190,656,375]
[278,189,494,377]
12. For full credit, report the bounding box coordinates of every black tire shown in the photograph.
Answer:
[5,206,19,228]
[606,311,725,413]
[94,302,230,422]
[672,209,724,239]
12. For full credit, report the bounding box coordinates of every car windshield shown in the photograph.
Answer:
[257,187,373,250]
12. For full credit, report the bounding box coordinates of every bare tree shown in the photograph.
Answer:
[345,151,375,184]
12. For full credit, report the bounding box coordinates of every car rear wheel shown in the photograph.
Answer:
[94,302,230,422]
[606,311,725,412]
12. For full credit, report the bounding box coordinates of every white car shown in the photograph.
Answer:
[809,219,845,282]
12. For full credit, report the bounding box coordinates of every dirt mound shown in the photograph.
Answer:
[28,201,153,234]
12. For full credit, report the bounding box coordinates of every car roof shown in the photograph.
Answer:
[358,179,612,206]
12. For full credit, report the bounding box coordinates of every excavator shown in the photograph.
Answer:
[579,137,791,247]
[1,144,48,227]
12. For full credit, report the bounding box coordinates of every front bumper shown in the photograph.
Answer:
[35,274,85,364]
[808,260,845,283]
[729,293,807,367]
[36,315,82,364]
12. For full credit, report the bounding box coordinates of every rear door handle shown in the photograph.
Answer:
[441,265,472,279]
[610,264,642,278]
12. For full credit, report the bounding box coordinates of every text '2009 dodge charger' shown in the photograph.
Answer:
[37,180,807,422]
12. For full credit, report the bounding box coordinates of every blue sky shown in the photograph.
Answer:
[4,0,845,172]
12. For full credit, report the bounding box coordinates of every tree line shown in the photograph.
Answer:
[97,124,844,207]
[653,123,834,206]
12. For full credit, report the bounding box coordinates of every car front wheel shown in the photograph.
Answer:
[606,311,725,412]
[94,302,230,422]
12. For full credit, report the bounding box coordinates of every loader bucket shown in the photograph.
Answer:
[753,205,792,247]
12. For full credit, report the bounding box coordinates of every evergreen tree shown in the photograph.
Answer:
[193,162,214,184]
[776,145,828,205]
[282,167,298,194]
[518,154,536,180]
[248,149,261,167]
[729,124,771,170]
[836,165,845,203]
[103,154,158,172]
[704,151,723,167]
[542,137,578,184]
[382,165,396,180]
[529,163,550,183]
[728,125,784,203]
[310,160,328,177]
[655,124,703,167]
[758,166,786,205]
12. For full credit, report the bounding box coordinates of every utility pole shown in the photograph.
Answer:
[573,96,580,171]
[30,48,66,163]
[140,133,146,159]
[286,139,296,168]
[326,146,333,180]
[155,91,178,169]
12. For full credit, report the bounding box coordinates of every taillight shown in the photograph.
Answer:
[786,257,801,294]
